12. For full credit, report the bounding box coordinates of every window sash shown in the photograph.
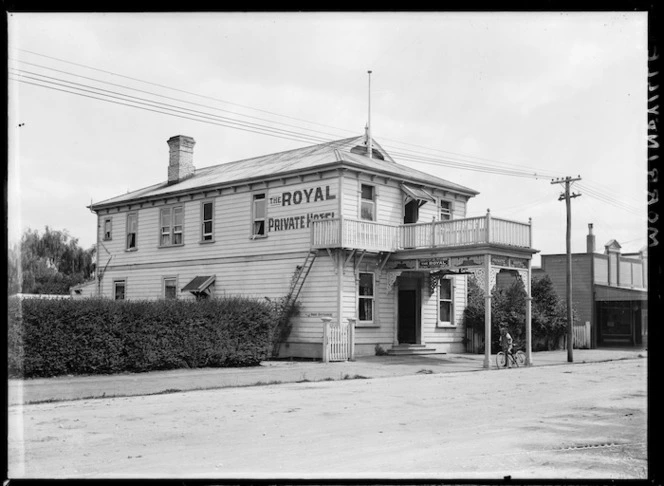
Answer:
[202,202,213,241]
[360,185,375,221]
[358,273,374,322]
[440,200,452,220]
[114,281,126,300]
[104,219,112,240]
[164,278,177,299]
[126,213,137,249]
[253,194,266,236]
[173,207,183,245]
[438,278,453,324]
[160,206,184,246]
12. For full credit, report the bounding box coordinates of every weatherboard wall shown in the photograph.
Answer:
[97,175,340,269]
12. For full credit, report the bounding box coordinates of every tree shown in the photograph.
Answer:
[8,227,96,295]
[463,274,573,353]
[531,275,570,350]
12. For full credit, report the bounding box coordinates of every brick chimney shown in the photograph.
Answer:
[167,135,195,184]
[586,223,595,254]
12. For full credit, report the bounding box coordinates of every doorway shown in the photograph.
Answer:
[404,199,419,224]
[398,289,418,344]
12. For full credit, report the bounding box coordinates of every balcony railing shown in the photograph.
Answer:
[311,213,532,252]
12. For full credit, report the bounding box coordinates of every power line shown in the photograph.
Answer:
[11,48,566,179]
[9,68,550,179]
[12,47,357,137]
[10,50,643,207]
[11,58,351,142]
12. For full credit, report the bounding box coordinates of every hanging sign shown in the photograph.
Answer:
[419,257,450,269]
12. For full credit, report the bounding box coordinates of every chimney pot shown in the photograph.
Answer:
[167,135,196,184]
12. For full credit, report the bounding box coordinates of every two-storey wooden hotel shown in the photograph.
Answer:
[88,134,538,366]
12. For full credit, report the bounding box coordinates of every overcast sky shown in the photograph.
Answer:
[7,12,648,265]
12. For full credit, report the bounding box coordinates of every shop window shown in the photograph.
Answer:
[360,184,375,221]
[358,272,375,323]
[126,212,138,250]
[201,201,214,242]
[252,193,267,237]
[160,206,184,246]
[437,277,454,326]
[114,280,126,300]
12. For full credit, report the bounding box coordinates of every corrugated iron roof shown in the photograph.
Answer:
[90,135,478,210]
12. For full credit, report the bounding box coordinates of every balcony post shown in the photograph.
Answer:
[485,209,492,244]
[528,217,533,248]
[338,215,344,247]
[348,317,356,361]
[431,216,436,247]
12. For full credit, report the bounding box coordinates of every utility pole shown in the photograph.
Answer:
[551,176,582,362]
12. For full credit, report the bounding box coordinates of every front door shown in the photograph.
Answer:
[398,289,418,344]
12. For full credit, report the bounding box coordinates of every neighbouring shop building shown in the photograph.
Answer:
[533,223,648,348]
[88,134,538,364]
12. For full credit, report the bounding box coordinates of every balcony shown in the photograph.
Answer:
[310,213,532,253]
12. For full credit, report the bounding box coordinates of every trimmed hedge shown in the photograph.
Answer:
[7,296,280,378]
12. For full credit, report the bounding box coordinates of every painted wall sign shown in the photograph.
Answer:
[269,185,336,207]
[452,255,483,267]
[303,312,334,318]
[268,212,335,232]
[419,257,450,269]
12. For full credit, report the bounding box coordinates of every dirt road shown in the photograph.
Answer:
[8,358,647,480]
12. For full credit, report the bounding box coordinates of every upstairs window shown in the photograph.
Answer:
[103,218,112,240]
[440,200,452,221]
[126,212,137,250]
[252,193,266,237]
[438,277,454,326]
[358,272,375,323]
[201,201,214,242]
[360,184,375,221]
[160,206,184,246]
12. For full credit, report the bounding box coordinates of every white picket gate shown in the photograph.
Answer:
[323,318,356,362]
[573,321,592,349]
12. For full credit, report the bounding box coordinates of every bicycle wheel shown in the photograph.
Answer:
[515,350,526,366]
[496,351,506,368]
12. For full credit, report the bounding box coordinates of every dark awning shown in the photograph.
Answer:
[594,284,647,302]
[401,184,436,206]
[182,275,216,294]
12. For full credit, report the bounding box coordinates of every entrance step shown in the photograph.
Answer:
[387,344,445,356]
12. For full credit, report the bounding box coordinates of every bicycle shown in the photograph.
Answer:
[496,349,526,368]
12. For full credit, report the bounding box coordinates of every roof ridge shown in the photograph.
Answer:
[196,135,364,173]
